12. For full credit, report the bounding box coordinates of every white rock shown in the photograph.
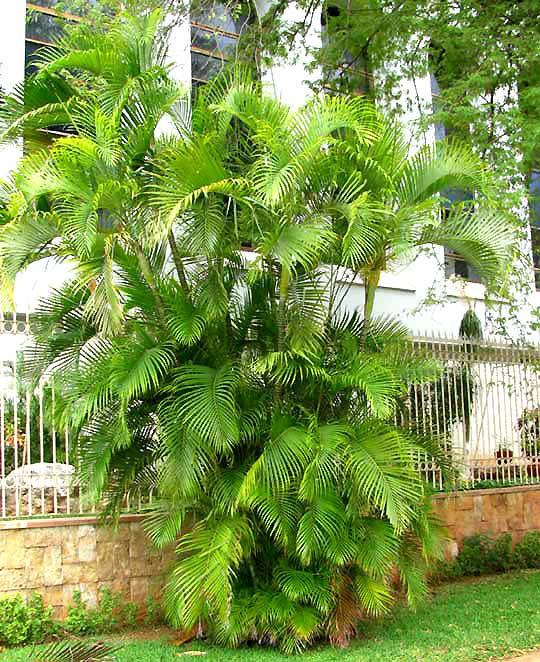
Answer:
[2,462,74,496]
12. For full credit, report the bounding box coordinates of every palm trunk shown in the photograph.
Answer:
[168,231,190,296]
[277,267,290,353]
[130,238,167,327]
[362,269,381,335]
[275,266,290,401]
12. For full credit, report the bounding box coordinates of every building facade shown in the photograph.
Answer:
[0,0,539,343]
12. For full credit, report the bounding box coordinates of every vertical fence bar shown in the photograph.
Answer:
[65,426,71,514]
[500,343,513,483]
[0,313,5,518]
[26,385,32,516]
[12,324,19,518]
[39,379,45,514]
[531,352,540,483]
[52,379,58,514]
[494,342,505,482]
[509,348,520,484]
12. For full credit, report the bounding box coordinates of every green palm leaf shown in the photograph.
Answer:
[165,363,240,453]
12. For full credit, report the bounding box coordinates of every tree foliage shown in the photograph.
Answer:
[0,8,514,651]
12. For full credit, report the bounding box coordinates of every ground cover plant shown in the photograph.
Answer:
[3,571,540,662]
[0,7,514,654]
[0,589,140,648]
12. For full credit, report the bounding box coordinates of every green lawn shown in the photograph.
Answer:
[4,571,540,662]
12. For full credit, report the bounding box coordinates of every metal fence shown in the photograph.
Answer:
[410,333,540,489]
[2,314,540,519]
[0,313,77,518]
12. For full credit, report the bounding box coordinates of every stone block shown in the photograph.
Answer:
[24,547,45,587]
[78,531,97,563]
[79,563,98,584]
[97,542,114,581]
[46,585,64,608]
[62,563,81,584]
[456,495,474,511]
[1,530,26,569]
[0,569,27,590]
[113,543,131,577]
[114,523,131,542]
[61,528,79,563]
[96,526,115,544]
[43,545,63,587]
[130,576,150,605]
[26,527,63,548]
[108,579,130,595]
[62,583,80,607]
[129,556,162,578]
[523,501,540,530]
[77,525,95,539]
[79,582,98,609]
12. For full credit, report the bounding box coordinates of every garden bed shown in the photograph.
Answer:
[4,571,540,662]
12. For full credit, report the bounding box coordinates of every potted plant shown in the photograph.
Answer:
[495,443,514,466]
[517,406,540,478]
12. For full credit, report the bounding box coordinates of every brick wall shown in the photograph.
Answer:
[0,515,175,618]
[431,485,540,557]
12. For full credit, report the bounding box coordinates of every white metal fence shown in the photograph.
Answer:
[410,333,540,489]
[2,314,540,519]
[0,313,77,518]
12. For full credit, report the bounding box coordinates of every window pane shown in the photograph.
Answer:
[191,51,227,82]
[29,0,100,11]
[26,9,66,43]
[25,40,43,76]
[191,26,237,59]
[192,3,252,35]
[445,253,482,283]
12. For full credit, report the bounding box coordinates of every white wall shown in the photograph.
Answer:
[0,0,537,343]
[258,1,322,109]
[0,1,25,181]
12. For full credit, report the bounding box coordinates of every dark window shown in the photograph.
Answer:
[190,3,254,88]
[442,188,481,284]
[430,72,480,283]
[321,4,373,98]
[25,2,81,77]
[530,171,540,289]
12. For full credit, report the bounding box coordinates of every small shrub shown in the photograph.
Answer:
[65,591,97,635]
[0,593,57,646]
[432,530,540,582]
[144,596,164,626]
[455,535,494,576]
[490,533,515,572]
[514,531,540,569]
[65,588,139,636]
[430,558,464,583]
[120,601,139,628]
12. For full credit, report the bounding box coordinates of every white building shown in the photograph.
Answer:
[0,0,539,343]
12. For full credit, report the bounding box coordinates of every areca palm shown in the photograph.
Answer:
[334,124,515,322]
[0,9,514,652]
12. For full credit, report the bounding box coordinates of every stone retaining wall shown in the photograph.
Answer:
[431,485,540,556]
[0,515,175,618]
[3,486,540,617]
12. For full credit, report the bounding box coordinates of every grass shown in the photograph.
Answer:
[4,571,540,661]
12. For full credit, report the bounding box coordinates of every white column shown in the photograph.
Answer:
[256,1,322,109]
[0,0,26,179]
[166,14,191,89]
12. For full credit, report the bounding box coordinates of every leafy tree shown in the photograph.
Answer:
[0,9,514,651]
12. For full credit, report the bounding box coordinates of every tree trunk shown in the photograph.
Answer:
[275,266,290,401]
[168,231,190,295]
[363,269,381,331]
[130,238,168,327]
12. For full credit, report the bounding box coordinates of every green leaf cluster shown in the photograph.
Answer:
[0,8,515,652]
